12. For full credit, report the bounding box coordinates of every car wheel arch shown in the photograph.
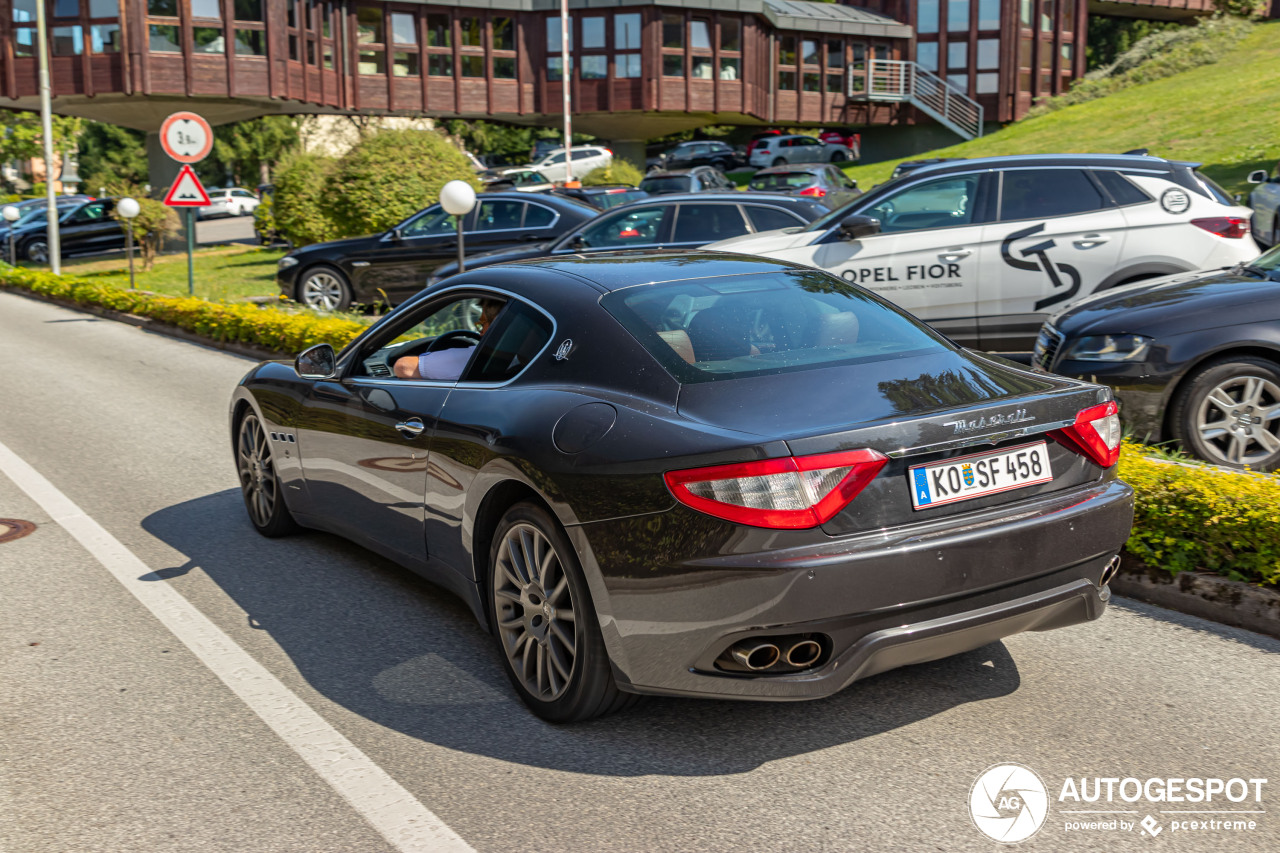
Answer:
[1160,344,1280,442]
[295,262,353,308]
[1093,262,1193,293]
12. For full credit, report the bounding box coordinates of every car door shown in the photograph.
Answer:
[669,202,752,246]
[793,137,823,164]
[765,171,995,348]
[537,152,567,182]
[979,168,1128,350]
[469,199,533,255]
[295,293,503,568]
[62,200,120,255]
[349,204,472,302]
[553,204,672,254]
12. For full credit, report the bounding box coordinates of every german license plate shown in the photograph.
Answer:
[909,441,1052,509]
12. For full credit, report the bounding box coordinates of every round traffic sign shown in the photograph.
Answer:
[159,111,214,164]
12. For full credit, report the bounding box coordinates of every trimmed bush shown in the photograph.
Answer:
[330,129,480,237]
[272,151,342,247]
[581,160,645,187]
[1119,441,1280,588]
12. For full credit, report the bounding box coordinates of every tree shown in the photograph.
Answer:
[210,116,300,187]
[581,160,644,186]
[78,122,148,193]
[0,109,82,188]
[272,152,342,247]
[104,181,179,270]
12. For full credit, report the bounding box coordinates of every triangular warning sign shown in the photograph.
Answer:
[163,164,212,207]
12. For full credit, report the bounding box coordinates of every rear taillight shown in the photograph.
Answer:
[798,186,827,198]
[664,449,888,529]
[1191,217,1250,239]
[1050,401,1121,468]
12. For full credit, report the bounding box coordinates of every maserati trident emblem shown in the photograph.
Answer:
[553,339,573,361]
[945,408,1035,435]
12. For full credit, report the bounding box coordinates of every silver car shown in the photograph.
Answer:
[1248,165,1280,247]
[748,134,853,169]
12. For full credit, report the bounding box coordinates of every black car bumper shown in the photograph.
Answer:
[1049,359,1172,443]
[570,478,1133,700]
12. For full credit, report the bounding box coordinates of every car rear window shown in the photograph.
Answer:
[640,176,693,193]
[749,172,816,191]
[1195,170,1236,206]
[593,189,649,210]
[602,269,947,384]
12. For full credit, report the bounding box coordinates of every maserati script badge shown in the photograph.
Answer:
[945,408,1035,434]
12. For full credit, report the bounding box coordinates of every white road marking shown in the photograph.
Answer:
[0,438,475,853]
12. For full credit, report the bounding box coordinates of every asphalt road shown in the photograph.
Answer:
[2,290,1278,853]
[195,214,257,246]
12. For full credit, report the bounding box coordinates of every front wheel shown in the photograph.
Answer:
[236,412,300,537]
[297,265,353,312]
[23,240,49,264]
[488,502,636,722]
[1172,356,1280,471]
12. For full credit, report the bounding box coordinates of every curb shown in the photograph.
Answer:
[1,284,286,363]
[1111,555,1280,640]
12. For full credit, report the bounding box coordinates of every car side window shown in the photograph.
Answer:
[355,295,504,379]
[671,203,750,243]
[577,206,667,248]
[401,205,459,237]
[546,153,566,165]
[1000,169,1109,221]
[1094,171,1152,207]
[746,205,804,232]
[475,200,525,231]
[462,299,554,384]
[74,202,107,222]
[523,204,555,228]
[867,174,982,234]
[572,149,598,161]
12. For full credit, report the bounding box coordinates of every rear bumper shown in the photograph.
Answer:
[571,478,1133,700]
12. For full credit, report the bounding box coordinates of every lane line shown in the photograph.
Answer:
[0,438,475,853]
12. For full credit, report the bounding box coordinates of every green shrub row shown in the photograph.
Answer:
[0,265,366,355]
[1119,441,1280,588]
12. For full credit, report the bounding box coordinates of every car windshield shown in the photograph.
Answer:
[749,172,816,191]
[602,269,947,384]
[1251,243,1280,273]
[640,176,692,194]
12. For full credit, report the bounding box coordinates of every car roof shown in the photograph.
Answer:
[905,153,1189,178]
[751,164,828,175]
[476,190,597,213]
[606,191,822,210]
[643,169,699,178]
[504,250,810,292]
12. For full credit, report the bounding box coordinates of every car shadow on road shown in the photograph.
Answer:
[143,490,1022,777]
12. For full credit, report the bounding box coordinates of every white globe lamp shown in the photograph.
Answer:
[118,197,141,289]
[439,180,478,273]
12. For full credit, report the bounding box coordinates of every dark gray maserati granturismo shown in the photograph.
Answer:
[230,253,1134,722]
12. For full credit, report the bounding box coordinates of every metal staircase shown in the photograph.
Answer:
[850,60,984,140]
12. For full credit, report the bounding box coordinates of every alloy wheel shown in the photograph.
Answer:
[236,414,279,528]
[1194,374,1280,467]
[302,271,346,311]
[27,241,48,264]
[493,522,577,702]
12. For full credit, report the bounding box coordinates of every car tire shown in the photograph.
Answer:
[23,240,48,264]
[830,150,848,163]
[487,502,638,722]
[297,265,353,312]
[711,159,728,172]
[235,411,300,537]
[1171,356,1280,471]
[772,157,787,167]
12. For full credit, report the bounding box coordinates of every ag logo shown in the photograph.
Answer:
[1001,223,1081,312]
[969,763,1049,843]
[1160,188,1191,214]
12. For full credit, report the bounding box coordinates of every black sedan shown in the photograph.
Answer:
[232,253,1133,721]
[2,198,122,263]
[1034,243,1280,470]
[658,139,743,172]
[425,192,827,285]
[746,164,862,209]
[639,167,737,195]
[551,184,650,210]
[275,191,597,311]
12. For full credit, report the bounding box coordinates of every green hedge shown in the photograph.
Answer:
[0,266,365,354]
[1119,442,1280,588]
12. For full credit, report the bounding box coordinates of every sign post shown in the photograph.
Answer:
[159,111,214,296]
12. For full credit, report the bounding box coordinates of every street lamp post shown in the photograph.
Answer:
[117,197,141,290]
[2,205,20,267]
[439,181,477,274]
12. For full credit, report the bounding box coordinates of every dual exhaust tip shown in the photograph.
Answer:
[726,636,825,673]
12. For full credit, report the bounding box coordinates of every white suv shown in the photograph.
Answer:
[198,187,260,219]
[530,146,613,183]
[748,135,853,169]
[706,154,1259,350]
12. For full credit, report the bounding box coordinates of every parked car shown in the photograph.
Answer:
[530,138,561,163]
[891,158,966,179]
[275,192,598,311]
[747,165,862,209]
[658,140,743,172]
[745,129,784,159]
[1247,164,1280,247]
[426,192,828,285]
[552,185,650,210]
[0,196,88,239]
[1,197,122,264]
[197,187,260,220]
[639,167,737,195]
[748,134,853,168]
[706,154,1260,350]
[1034,243,1280,470]
[232,252,1132,721]
[480,168,555,193]
[818,129,861,158]
[530,146,613,183]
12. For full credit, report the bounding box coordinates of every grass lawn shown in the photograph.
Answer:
[839,21,1280,197]
[12,244,287,302]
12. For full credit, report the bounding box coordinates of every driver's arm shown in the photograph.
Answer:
[393,355,421,379]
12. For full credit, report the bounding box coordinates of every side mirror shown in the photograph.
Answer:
[295,343,336,379]
[569,233,586,249]
[839,214,880,241]
[1247,170,1268,185]
[390,227,404,241]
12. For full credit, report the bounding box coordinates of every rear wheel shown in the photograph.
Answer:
[830,150,848,163]
[771,157,787,167]
[1172,356,1280,471]
[297,265,353,312]
[487,502,636,722]
[236,412,300,537]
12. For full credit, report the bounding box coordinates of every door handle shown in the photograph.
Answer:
[938,248,971,261]
[395,418,426,438]
[1074,234,1110,248]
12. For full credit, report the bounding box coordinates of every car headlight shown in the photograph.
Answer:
[1061,334,1152,362]
[277,255,299,269]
